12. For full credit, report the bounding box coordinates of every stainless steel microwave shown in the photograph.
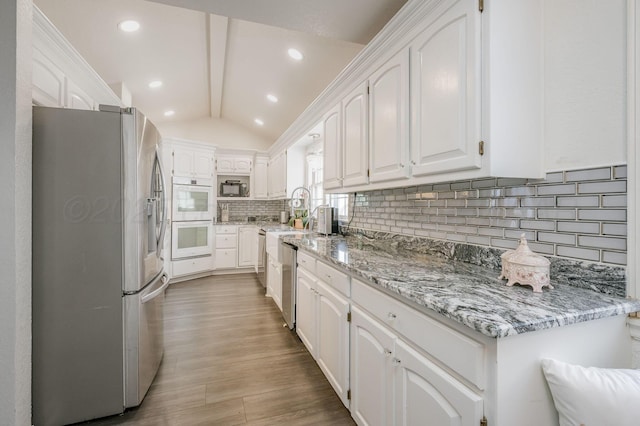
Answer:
[220,180,248,197]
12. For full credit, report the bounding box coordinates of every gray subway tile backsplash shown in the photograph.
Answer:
[348,165,627,266]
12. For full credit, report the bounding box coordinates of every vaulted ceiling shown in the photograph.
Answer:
[34,0,407,143]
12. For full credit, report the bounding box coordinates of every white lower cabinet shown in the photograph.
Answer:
[267,255,283,310]
[393,339,483,426]
[296,267,350,408]
[350,306,482,426]
[350,306,395,426]
[237,226,255,267]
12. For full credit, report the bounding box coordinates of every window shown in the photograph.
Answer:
[305,152,349,220]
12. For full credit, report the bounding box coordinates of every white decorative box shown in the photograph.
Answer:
[499,234,552,293]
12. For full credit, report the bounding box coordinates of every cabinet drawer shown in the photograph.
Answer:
[172,256,214,277]
[316,261,350,297]
[216,234,237,249]
[297,251,316,274]
[215,249,237,269]
[216,225,237,234]
[352,278,486,390]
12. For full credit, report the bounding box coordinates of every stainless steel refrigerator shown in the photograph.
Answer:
[32,105,168,425]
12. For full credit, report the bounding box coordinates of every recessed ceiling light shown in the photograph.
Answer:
[164,110,175,117]
[267,94,279,103]
[254,118,264,126]
[287,48,303,61]
[148,80,163,89]
[118,20,140,32]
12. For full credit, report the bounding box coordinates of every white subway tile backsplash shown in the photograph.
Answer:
[557,221,600,234]
[578,209,626,222]
[537,184,576,196]
[556,196,599,207]
[505,208,536,218]
[602,251,627,265]
[506,186,536,197]
[538,232,576,245]
[577,181,626,194]
[520,220,556,231]
[505,230,535,240]
[543,171,564,183]
[538,209,577,220]
[602,195,627,207]
[521,197,555,207]
[613,165,627,179]
[578,236,626,251]
[602,223,626,236]
[565,167,611,182]
[556,246,600,262]
[349,164,627,267]
[527,242,555,255]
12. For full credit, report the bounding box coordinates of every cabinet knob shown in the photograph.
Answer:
[410,160,416,165]
[392,358,401,366]
[388,312,397,321]
[400,164,405,168]
[384,349,392,357]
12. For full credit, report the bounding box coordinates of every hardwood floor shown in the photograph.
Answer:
[87,273,355,425]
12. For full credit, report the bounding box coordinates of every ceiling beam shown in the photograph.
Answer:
[207,14,228,119]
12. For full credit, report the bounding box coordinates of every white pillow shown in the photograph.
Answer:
[541,358,640,426]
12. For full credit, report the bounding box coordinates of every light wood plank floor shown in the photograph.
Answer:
[87,273,355,425]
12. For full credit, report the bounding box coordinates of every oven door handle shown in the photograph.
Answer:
[141,273,169,304]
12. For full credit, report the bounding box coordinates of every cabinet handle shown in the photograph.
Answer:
[388,312,397,321]
[392,358,401,366]
[384,349,392,357]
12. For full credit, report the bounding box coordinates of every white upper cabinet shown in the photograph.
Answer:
[342,82,370,188]
[66,80,96,111]
[368,49,411,184]
[268,151,287,199]
[410,0,481,177]
[253,155,269,199]
[323,104,343,190]
[173,146,215,179]
[32,47,66,108]
[216,155,252,175]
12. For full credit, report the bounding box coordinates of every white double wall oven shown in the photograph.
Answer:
[171,177,215,260]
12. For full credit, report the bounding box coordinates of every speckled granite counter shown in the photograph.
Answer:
[281,232,640,339]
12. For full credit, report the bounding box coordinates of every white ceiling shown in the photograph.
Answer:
[34,0,407,143]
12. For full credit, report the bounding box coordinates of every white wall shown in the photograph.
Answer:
[0,0,32,424]
[157,117,273,151]
[544,0,627,171]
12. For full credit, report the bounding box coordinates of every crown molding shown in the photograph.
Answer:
[33,6,122,107]
[268,0,447,156]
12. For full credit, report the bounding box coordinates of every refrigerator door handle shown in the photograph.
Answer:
[155,150,168,257]
[141,273,169,304]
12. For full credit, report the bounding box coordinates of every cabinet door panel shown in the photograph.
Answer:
[343,82,369,187]
[193,151,213,178]
[323,104,342,190]
[234,157,252,174]
[67,80,95,111]
[369,50,411,183]
[350,306,394,426]
[33,48,65,107]
[394,340,483,426]
[316,280,350,408]
[173,148,193,177]
[411,0,481,176]
[253,158,268,198]
[296,269,317,355]
[237,227,254,267]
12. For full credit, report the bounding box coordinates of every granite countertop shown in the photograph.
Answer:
[281,233,640,339]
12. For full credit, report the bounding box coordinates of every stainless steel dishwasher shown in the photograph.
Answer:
[280,241,297,329]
